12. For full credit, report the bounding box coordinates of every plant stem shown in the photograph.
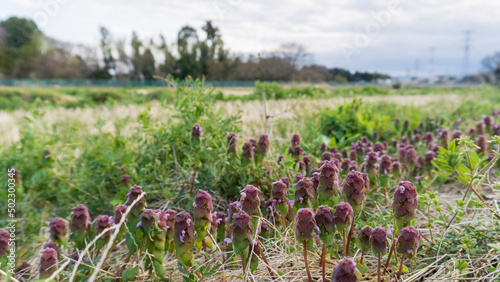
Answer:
[397,256,405,279]
[189,162,197,194]
[342,229,346,257]
[360,249,365,264]
[240,252,246,276]
[321,243,326,282]
[345,219,354,257]
[378,253,381,282]
[383,238,396,275]
[303,240,312,282]
[259,243,278,281]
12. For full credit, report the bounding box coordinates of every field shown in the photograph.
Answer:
[1,81,500,281]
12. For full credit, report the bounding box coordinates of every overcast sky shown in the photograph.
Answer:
[2,0,500,77]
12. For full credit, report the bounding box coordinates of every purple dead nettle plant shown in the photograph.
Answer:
[208,213,218,251]
[295,208,318,282]
[69,204,91,250]
[303,155,312,173]
[483,115,494,132]
[277,155,285,165]
[255,134,269,164]
[174,211,195,268]
[393,181,418,229]
[162,209,176,253]
[271,180,289,228]
[216,211,227,244]
[224,201,241,249]
[142,210,168,278]
[249,138,257,148]
[15,260,31,280]
[411,134,421,144]
[39,248,58,279]
[401,135,409,145]
[227,132,238,154]
[120,174,132,186]
[46,217,68,247]
[396,226,421,279]
[320,142,328,152]
[438,129,450,148]
[342,149,349,159]
[331,257,361,282]
[424,150,436,169]
[363,151,378,185]
[476,121,486,135]
[93,215,113,250]
[289,133,303,160]
[241,141,255,166]
[403,145,417,176]
[423,132,434,144]
[44,241,59,255]
[232,210,253,272]
[452,130,464,142]
[373,142,385,155]
[125,185,146,255]
[379,155,392,201]
[113,204,127,240]
[349,150,357,162]
[290,144,304,160]
[321,151,335,161]
[318,160,341,207]
[391,161,402,180]
[476,135,488,155]
[193,189,213,250]
[316,205,336,282]
[294,177,317,210]
[334,202,354,257]
[370,227,388,282]
[190,124,203,138]
[334,153,343,162]
[343,171,369,216]
[240,185,261,226]
[311,172,320,191]
[0,228,10,257]
[341,159,351,174]
[357,226,372,264]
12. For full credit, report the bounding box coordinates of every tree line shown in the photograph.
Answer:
[0,16,392,82]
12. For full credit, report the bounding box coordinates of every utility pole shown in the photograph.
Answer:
[462,30,473,78]
[429,47,435,83]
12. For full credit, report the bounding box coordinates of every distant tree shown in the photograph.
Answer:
[0,17,41,77]
[176,25,200,79]
[115,38,130,78]
[141,47,155,81]
[294,65,331,82]
[482,52,500,84]
[157,34,175,76]
[130,31,143,79]
[329,68,352,82]
[98,26,115,78]
[0,17,39,48]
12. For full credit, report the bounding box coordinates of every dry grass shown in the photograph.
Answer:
[0,92,463,147]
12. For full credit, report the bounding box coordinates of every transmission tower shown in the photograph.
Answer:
[428,47,435,83]
[462,30,473,77]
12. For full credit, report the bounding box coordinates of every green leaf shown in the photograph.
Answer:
[122,267,140,280]
[489,243,500,252]
[356,263,369,275]
[455,259,468,272]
